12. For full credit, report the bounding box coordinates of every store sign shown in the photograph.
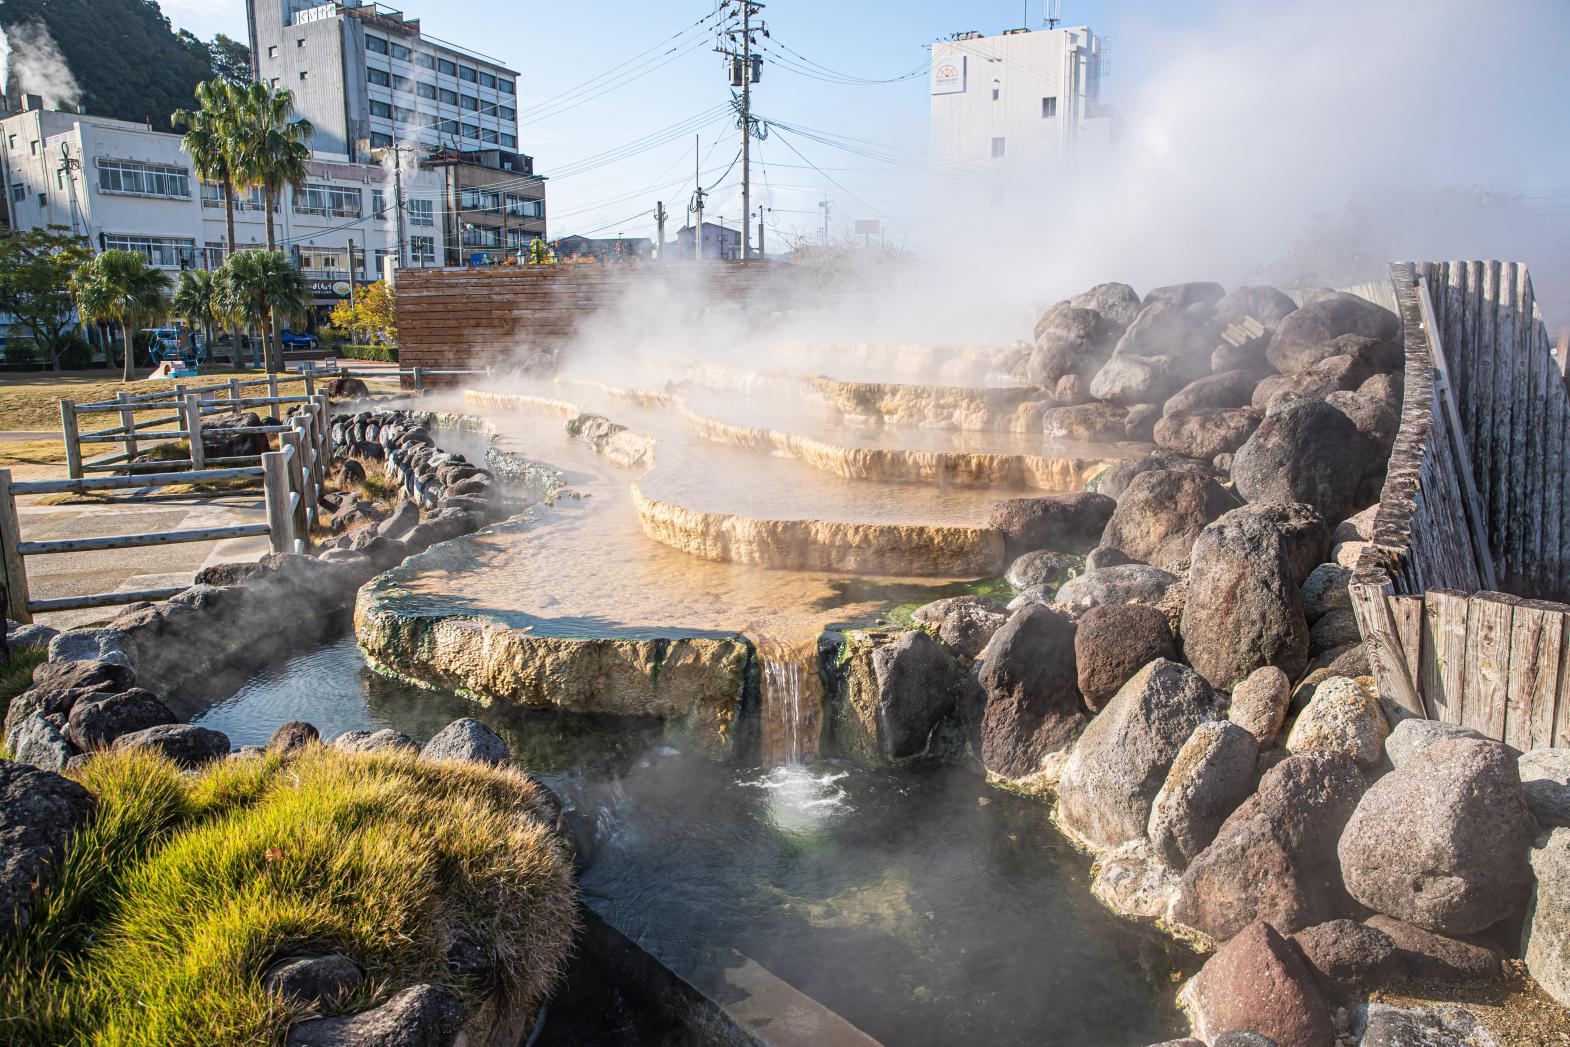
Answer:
[932,56,966,95]
[308,279,351,300]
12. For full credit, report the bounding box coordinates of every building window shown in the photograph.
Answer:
[440,120,459,135]
[200,182,263,210]
[268,45,278,59]
[56,169,66,189]
[439,87,458,105]
[369,100,392,118]
[97,158,191,199]
[458,65,477,82]
[500,133,516,148]
[6,135,14,149]
[297,38,305,48]
[371,189,386,215]
[367,67,390,87]
[390,42,410,61]
[499,106,515,121]
[991,137,1006,158]
[498,79,514,95]
[506,194,542,219]
[391,73,411,92]
[203,243,227,269]
[417,82,437,100]
[410,235,435,264]
[9,183,23,202]
[369,131,394,148]
[1042,96,1057,118]
[992,79,1001,101]
[366,35,388,55]
[292,182,362,217]
[102,233,196,268]
[408,198,433,225]
[478,128,498,144]
[437,58,456,76]
[460,123,479,139]
[478,72,496,89]
[299,70,309,81]
[461,224,499,247]
[270,78,280,89]
[393,106,416,124]
[460,94,479,111]
[29,140,38,155]
[37,192,46,207]
[298,246,344,273]
[417,53,435,69]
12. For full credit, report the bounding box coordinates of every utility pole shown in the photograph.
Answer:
[391,143,407,269]
[818,197,833,246]
[757,207,767,261]
[654,200,668,261]
[692,134,706,261]
[719,0,765,262]
[347,237,359,343]
[57,145,84,237]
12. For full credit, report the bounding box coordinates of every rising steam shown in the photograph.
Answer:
[0,18,82,111]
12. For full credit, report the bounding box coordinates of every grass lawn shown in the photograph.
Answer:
[0,369,259,433]
[0,646,48,720]
[0,745,578,1047]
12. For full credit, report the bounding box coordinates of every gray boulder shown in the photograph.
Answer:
[6,621,59,655]
[269,720,321,755]
[1054,564,1178,612]
[1523,827,1570,1009]
[47,627,134,670]
[1225,501,1329,589]
[1057,659,1221,850]
[1181,509,1309,692]
[1338,739,1535,935]
[1214,285,1298,329]
[868,630,960,761]
[265,952,365,1005]
[1518,748,1570,828]
[1067,281,1142,326]
[286,983,465,1047]
[1100,469,1237,572]
[1073,603,1176,712]
[375,498,421,540]
[988,493,1115,555]
[332,729,419,754]
[934,601,1009,661]
[1231,397,1370,523]
[1266,291,1400,374]
[111,723,230,768]
[1251,354,1373,410]
[420,718,510,767]
[1,759,94,937]
[1153,408,1260,461]
[65,689,176,751]
[1144,282,1225,311]
[1041,402,1129,443]
[1163,369,1258,416]
[8,714,75,770]
[1005,549,1081,590]
[1302,563,1353,623]
[5,659,136,739]
[1355,1002,1502,1047]
[970,605,1084,778]
[1090,353,1183,407]
[1147,720,1258,870]
[1309,606,1362,656]
[1095,450,1221,500]
[1382,719,1486,769]
[1027,303,1124,385]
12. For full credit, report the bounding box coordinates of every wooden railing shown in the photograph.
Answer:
[1350,261,1570,749]
[1,392,331,623]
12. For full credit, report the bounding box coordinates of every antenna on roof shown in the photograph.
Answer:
[1045,0,1062,28]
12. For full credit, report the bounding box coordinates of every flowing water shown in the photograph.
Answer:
[756,640,824,767]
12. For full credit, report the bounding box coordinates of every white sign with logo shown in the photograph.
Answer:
[931,55,967,95]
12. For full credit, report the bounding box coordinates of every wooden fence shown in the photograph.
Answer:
[1350,261,1570,749]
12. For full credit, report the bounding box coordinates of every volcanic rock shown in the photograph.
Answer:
[265,952,365,1005]
[1338,739,1534,935]
[1055,564,1179,612]
[1163,370,1258,416]
[8,714,74,770]
[1291,919,1401,995]
[1154,408,1260,461]
[1066,281,1143,326]
[1181,509,1310,692]
[1285,676,1388,770]
[1028,303,1124,385]
[1005,550,1081,590]
[331,729,419,754]
[1123,402,1161,441]
[1041,402,1129,442]
[971,605,1084,778]
[1523,828,1570,1008]
[868,630,961,761]
[1302,564,1353,623]
[1267,291,1400,374]
[1231,397,1370,522]
[111,723,230,768]
[47,628,133,670]
[1308,607,1362,656]
[1090,353,1184,407]
[1147,720,1258,870]
[1518,748,1570,827]
[935,601,1009,661]
[1095,450,1220,500]
[1229,665,1292,745]
[1144,282,1225,311]
[1180,921,1333,1047]
[1100,469,1237,573]
[1356,1002,1501,1047]
[1364,915,1506,984]
[286,983,465,1047]
[1173,751,1366,939]
[988,493,1116,555]
[65,689,176,751]
[269,720,321,755]
[1251,354,1372,410]
[323,375,371,400]
[1214,285,1299,329]
[1057,659,1221,850]
[1,759,94,937]
[420,717,510,767]
[1074,604,1176,712]
[1084,545,1133,570]
[1219,501,1329,589]
[375,498,421,539]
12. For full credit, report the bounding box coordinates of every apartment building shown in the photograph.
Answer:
[421,148,545,265]
[0,97,449,327]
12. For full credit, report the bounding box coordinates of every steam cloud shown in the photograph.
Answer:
[0,18,82,111]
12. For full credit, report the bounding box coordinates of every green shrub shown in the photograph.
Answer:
[3,340,41,367]
[0,746,579,1046]
[54,332,96,370]
[339,342,398,363]
[0,646,48,720]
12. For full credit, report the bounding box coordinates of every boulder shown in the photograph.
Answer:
[375,498,421,539]
[65,689,176,751]
[1180,921,1333,1047]
[1306,643,1371,679]
[111,723,230,768]
[1291,919,1400,995]
[1084,545,1132,570]
[265,952,365,1005]
[1181,509,1310,692]
[1115,299,1220,366]
[1355,1002,1501,1047]
[1057,659,1221,850]
[1213,336,1275,379]
[912,595,1007,624]
[1027,303,1124,385]
[1173,752,1366,939]
[286,983,465,1047]
[1251,354,1373,410]
[869,630,961,761]
[1327,385,1400,461]
[1074,603,1176,712]
[1154,408,1260,461]
[269,720,321,755]
[1231,397,1370,522]
[7,621,59,655]
[1214,285,1299,329]
[1053,373,1091,405]
[401,508,479,550]
[1302,564,1353,623]
[47,628,133,670]
[1338,739,1535,935]
[1266,292,1400,374]
[323,375,371,400]
[1285,676,1388,770]
[1005,549,1081,590]
[935,601,1009,662]
[988,493,1116,555]
[1229,666,1292,745]
[1364,915,1506,983]
[1100,469,1237,573]
[1123,403,1161,442]
[1067,281,1143,326]
[1523,827,1570,1008]
[0,759,95,937]
[1096,450,1220,500]
[331,729,419,754]
[1308,607,1362,656]
[971,605,1084,778]
[1041,402,1129,443]
[420,718,509,767]
[1519,749,1570,828]
[338,457,368,485]
[1221,501,1328,589]
[1144,282,1225,311]
[1163,370,1258,416]
[1090,353,1184,407]
[200,411,271,459]
[1148,720,1258,870]
[7,659,136,738]
[8,714,75,770]
[1055,564,1179,612]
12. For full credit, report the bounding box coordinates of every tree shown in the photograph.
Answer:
[171,270,219,351]
[328,281,398,346]
[219,250,310,374]
[208,35,252,83]
[0,227,93,370]
[173,80,245,257]
[234,82,313,251]
[72,250,170,382]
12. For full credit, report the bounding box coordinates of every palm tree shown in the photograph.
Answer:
[72,251,170,382]
[221,250,310,373]
[174,79,248,365]
[235,83,313,252]
[172,270,219,353]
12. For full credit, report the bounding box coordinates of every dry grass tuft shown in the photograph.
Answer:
[0,745,579,1047]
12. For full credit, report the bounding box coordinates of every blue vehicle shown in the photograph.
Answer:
[279,329,319,351]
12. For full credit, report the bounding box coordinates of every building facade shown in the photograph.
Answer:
[0,97,449,327]
[929,25,1110,169]
[672,221,743,261]
[421,149,545,266]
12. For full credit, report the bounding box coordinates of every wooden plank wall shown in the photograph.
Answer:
[394,262,800,379]
[1351,261,1570,749]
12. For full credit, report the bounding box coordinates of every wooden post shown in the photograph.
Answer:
[0,469,31,623]
[228,377,241,407]
[303,368,315,399]
[184,395,206,471]
[60,400,83,480]
[412,366,425,393]
[117,390,139,463]
[261,450,294,555]
[282,430,308,539]
[267,373,280,401]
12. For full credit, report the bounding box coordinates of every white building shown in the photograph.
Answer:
[0,97,448,327]
[929,25,1110,169]
[672,221,743,261]
[247,0,521,164]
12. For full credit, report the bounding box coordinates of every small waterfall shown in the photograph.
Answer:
[756,639,822,767]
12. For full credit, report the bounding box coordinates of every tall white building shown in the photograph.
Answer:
[929,25,1110,169]
[0,97,448,327]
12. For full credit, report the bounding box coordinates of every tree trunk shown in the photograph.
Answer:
[262,308,276,374]
[224,184,237,254]
[265,184,277,251]
[121,324,133,383]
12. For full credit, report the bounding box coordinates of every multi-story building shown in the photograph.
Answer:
[421,148,545,266]
[246,0,520,162]
[0,96,449,328]
[672,221,743,261]
[929,24,1111,169]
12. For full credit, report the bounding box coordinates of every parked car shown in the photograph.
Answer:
[279,329,319,351]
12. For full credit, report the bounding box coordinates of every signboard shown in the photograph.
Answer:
[931,55,967,95]
[854,220,881,236]
[308,279,351,300]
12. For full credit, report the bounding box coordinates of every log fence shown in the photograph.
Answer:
[1350,261,1570,749]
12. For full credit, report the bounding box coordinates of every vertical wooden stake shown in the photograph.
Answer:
[184,395,206,471]
[60,400,82,480]
[282,430,308,539]
[228,377,241,405]
[0,469,32,624]
[412,366,425,393]
[261,450,294,555]
[117,390,138,463]
[268,373,280,401]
